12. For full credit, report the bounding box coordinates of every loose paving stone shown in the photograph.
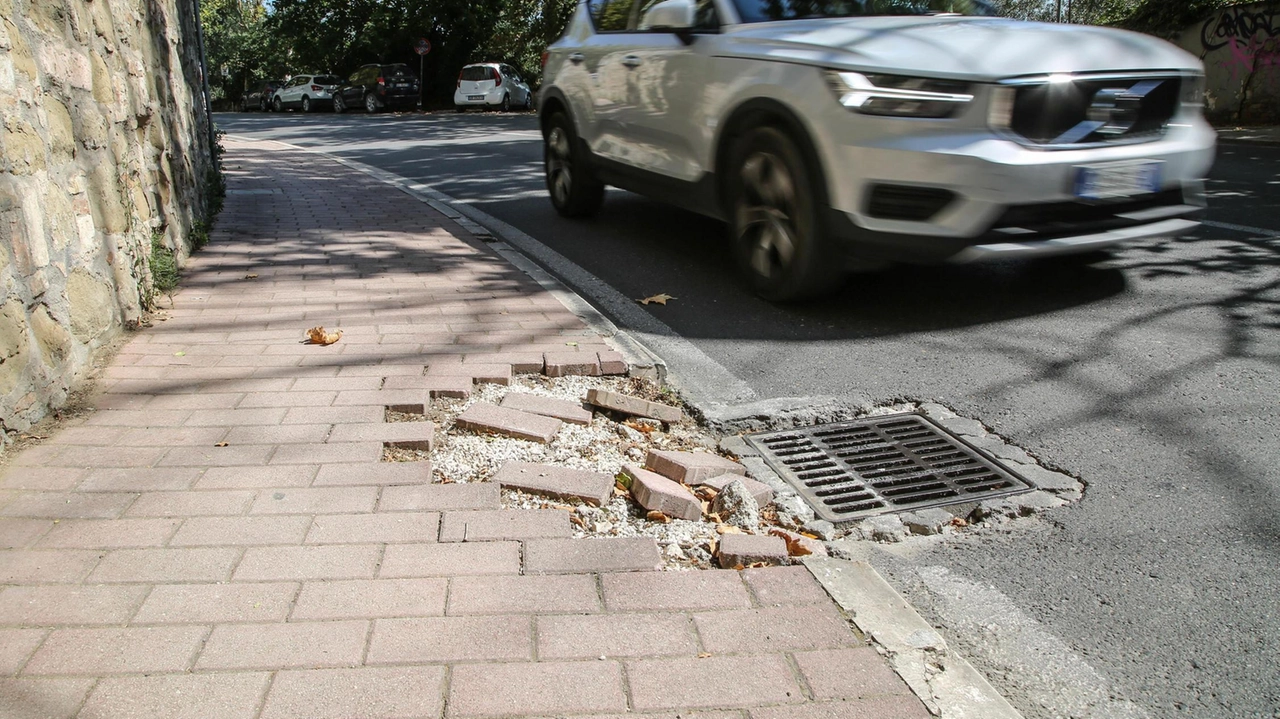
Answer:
[438,509,571,542]
[81,672,270,719]
[646,450,746,484]
[543,351,602,377]
[448,660,627,717]
[717,533,788,568]
[425,362,513,385]
[260,667,446,719]
[623,464,701,521]
[499,392,593,425]
[586,388,684,423]
[454,403,563,443]
[523,537,662,574]
[597,350,628,375]
[491,461,613,505]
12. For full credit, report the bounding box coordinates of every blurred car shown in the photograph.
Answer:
[538,0,1216,300]
[241,80,284,111]
[271,74,341,112]
[454,63,533,112]
[333,64,419,113]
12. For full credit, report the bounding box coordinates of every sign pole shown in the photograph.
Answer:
[420,54,424,109]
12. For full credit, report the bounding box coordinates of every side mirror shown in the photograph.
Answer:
[639,0,696,31]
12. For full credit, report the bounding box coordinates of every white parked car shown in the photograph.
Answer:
[272,74,341,113]
[538,0,1216,300]
[454,63,534,112]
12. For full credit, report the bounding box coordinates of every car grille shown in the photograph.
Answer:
[986,189,1191,239]
[1007,75,1182,147]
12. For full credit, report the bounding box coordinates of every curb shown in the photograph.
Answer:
[804,556,1026,719]
[224,134,667,381]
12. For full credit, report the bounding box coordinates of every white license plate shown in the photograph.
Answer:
[467,95,483,101]
[1074,161,1162,200]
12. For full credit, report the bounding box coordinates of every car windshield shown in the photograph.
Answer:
[732,0,994,22]
[313,75,340,85]
[383,65,414,79]
[461,66,494,81]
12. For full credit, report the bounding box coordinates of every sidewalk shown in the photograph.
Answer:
[0,138,926,719]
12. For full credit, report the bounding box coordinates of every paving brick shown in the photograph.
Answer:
[291,578,447,620]
[646,450,747,484]
[224,424,332,445]
[0,466,88,491]
[425,362,512,385]
[116,426,233,447]
[124,490,255,517]
[447,660,626,717]
[454,403,562,443]
[271,441,383,465]
[597,350,628,375]
[492,463,610,509]
[261,667,445,719]
[238,391,337,408]
[89,547,241,583]
[0,519,52,548]
[366,615,531,663]
[447,574,601,615]
[717,533,789,569]
[537,613,697,660]
[197,620,368,670]
[333,390,426,412]
[35,518,181,549]
[313,462,432,486]
[438,509,571,542]
[382,375,473,398]
[695,604,860,653]
[499,393,593,425]
[623,464,701,521]
[306,512,439,544]
[542,351,601,377]
[235,545,381,581]
[284,405,384,424]
[0,678,96,718]
[79,467,202,492]
[183,408,288,426]
[524,537,662,574]
[602,570,752,611]
[380,542,521,577]
[749,697,931,719]
[793,647,914,700]
[0,628,44,674]
[379,482,500,511]
[198,464,318,489]
[81,672,270,719]
[743,566,833,607]
[171,515,312,546]
[586,389,683,423]
[250,486,379,514]
[627,655,804,711]
[0,550,101,583]
[0,492,137,519]
[327,421,434,449]
[133,582,298,623]
[0,585,148,625]
[158,444,275,467]
[23,626,207,675]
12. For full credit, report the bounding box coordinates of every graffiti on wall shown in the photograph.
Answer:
[1200,5,1280,83]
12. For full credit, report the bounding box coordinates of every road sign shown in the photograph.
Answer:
[414,38,432,56]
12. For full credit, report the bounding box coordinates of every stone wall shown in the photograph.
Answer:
[1175,2,1280,124]
[1,0,214,441]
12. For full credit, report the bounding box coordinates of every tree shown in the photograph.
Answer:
[199,0,280,103]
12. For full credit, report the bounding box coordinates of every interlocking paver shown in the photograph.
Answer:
[438,508,571,542]
[366,615,532,664]
[80,672,270,719]
[0,550,101,584]
[291,578,447,620]
[447,574,601,614]
[89,547,241,583]
[34,518,180,549]
[694,604,861,653]
[23,626,207,675]
[234,545,380,581]
[197,620,368,670]
[499,393,593,425]
[0,629,45,674]
[602,570,752,611]
[170,515,312,546]
[0,678,96,719]
[327,421,435,449]
[793,647,916,700]
[491,461,613,505]
[743,565,833,607]
[749,698,932,719]
[134,582,298,624]
[380,541,521,577]
[306,512,439,544]
[627,655,805,711]
[0,585,149,625]
[624,464,701,521]
[260,667,445,719]
[249,486,378,514]
[523,537,662,574]
[645,450,748,484]
[123,490,255,517]
[197,464,318,489]
[716,533,789,569]
[379,482,499,511]
[0,519,52,548]
[448,660,626,717]
[313,462,432,486]
[537,613,698,659]
[0,492,137,519]
[454,402,563,443]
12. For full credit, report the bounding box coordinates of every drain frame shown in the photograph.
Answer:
[746,412,1032,523]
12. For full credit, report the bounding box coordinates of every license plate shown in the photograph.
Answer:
[467,95,483,101]
[1074,161,1161,200]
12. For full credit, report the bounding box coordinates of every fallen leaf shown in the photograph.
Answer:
[214,442,229,447]
[305,326,343,345]
[646,510,671,523]
[716,524,742,535]
[950,517,968,528]
[697,652,713,659]
[799,531,820,540]
[570,514,587,529]
[565,341,579,347]
[173,351,186,356]
[637,293,676,306]
[747,561,770,569]
[770,530,813,557]
[244,273,259,279]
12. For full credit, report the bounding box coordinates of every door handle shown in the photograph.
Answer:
[568,52,585,63]
[622,55,643,68]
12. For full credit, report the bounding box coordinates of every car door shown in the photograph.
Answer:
[582,0,650,165]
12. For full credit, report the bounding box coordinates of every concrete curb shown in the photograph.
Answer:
[225,134,667,381]
[804,556,1025,719]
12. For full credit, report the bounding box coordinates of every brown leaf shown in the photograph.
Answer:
[716,524,742,535]
[244,273,259,279]
[213,442,229,447]
[637,293,676,306]
[697,652,713,659]
[747,561,770,569]
[646,510,671,523]
[950,517,969,528]
[570,514,587,529]
[798,531,820,539]
[305,326,343,345]
[624,419,655,434]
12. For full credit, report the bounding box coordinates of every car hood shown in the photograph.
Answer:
[718,16,1202,80]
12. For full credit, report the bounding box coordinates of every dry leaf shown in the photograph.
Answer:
[565,341,579,347]
[697,652,713,659]
[214,442,229,448]
[646,510,671,524]
[305,326,343,345]
[799,531,820,540]
[613,486,628,497]
[770,529,813,557]
[747,561,770,569]
[716,524,742,535]
[637,293,676,306]
[950,517,968,528]
[705,512,723,524]
[570,514,587,529]
[244,273,259,279]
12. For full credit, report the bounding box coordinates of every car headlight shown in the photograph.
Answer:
[1180,74,1205,109]
[825,71,973,118]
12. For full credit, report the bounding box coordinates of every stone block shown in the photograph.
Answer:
[622,464,700,521]
[454,403,562,443]
[491,461,613,506]
[499,392,592,425]
[586,389,683,423]
[543,351,600,377]
[701,473,774,507]
[597,350,628,375]
[717,533,788,568]
[646,449,746,484]
[523,537,662,574]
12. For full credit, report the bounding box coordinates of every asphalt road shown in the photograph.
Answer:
[217,110,1280,719]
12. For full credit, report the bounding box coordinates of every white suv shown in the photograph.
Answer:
[538,0,1216,300]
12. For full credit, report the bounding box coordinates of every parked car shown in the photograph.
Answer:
[241,80,284,111]
[271,74,341,112]
[454,63,534,112]
[333,64,419,113]
[538,0,1216,300]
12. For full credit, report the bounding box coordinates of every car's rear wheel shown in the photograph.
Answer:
[365,93,379,113]
[302,96,311,113]
[333,95,345,113]
[273,97,283,113]
[726,125,839,301]
[500,94,510,112]
[524,93,534,111]
[544,112,604,218]
[260,98,268,112]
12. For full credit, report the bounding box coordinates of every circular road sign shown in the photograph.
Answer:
[414,38,432,56]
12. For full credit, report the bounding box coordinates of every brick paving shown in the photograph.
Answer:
[0,138,926,718]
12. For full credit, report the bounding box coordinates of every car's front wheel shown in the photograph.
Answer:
[364,93,379,113]
[273,97,283,113]
[544,112,604,218]
[302,96,312,113]
[726,125,839,301]
[500,94,510,112]
[333,95,345,113]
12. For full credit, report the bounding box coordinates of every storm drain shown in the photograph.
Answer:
[745,413,1032,523]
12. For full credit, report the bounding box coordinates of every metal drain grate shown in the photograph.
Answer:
[745,413,1032,523]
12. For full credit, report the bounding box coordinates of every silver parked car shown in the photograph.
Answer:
[538,0,1217,300]
[272,74,341,113]
[454,63,534,112]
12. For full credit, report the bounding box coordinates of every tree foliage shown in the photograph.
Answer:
[987,0,1255,34]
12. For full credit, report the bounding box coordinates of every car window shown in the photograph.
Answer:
[295,76,311,85]
[461,66,493,81]
[590,0,640,31]
[383,65,414,79]
[313,75,340,85]
[731,0,994,21]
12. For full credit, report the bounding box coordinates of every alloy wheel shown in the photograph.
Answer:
[302,97,311,113]
[334,95,345,113]
[365,94,377,113]
[546,126,573,207]
[735,151,799,281]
